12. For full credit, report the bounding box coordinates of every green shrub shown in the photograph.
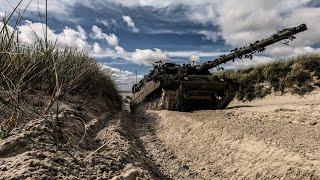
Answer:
[237,71,259,101]
[285,63,312,87]
[254,84,271,99]
[262,61,291,91]
[289,83,314,95]
[218,53,320,101]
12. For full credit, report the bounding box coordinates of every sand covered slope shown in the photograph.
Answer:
[0,103,154,179]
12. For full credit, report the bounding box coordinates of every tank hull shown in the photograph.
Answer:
[130,75,238,112]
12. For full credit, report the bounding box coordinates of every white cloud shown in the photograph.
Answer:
[0,0,75,16]
[91,25,119,47]
[92,42,105,54]
[89,38,169,66]
[90,47,170,66]
[265,45,295,57]
[17,21,89,50]
[266,45,320,57]
[293,46,320,54]
[131,48,170,65]
[217,0,286,46]
[186,4,218,25]
[102,64,144,91]
[59,26,89,50]
[16,22,119,59]
[105,34,119,47]
[89,40,170,66]
[97,19,118,29]
[122,16,140,33]
[198,30,221,42]
[0,11,5,18]
[108,0,218,8]
[225,56,275,69]
[18,21,56,44]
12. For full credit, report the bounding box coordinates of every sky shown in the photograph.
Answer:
[1,0,320,91]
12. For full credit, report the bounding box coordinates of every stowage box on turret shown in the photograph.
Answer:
[130,24,308,112]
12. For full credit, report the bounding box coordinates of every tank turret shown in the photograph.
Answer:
[131,24,308,112]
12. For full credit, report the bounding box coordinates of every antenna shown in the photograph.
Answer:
[135,70,137,84]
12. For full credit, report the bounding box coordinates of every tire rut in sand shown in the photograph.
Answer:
[117,112,169,179]
[130,113,200,179]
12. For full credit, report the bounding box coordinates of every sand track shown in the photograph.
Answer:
[131,114,199,179]
[130,90,320,179]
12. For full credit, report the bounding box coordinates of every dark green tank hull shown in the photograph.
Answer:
[130,75,238,112]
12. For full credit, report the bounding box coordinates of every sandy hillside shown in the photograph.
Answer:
[132,90,320,179]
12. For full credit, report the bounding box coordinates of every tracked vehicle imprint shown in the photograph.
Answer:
[131,24,308,112]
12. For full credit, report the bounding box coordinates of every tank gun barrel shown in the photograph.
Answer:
[197,24,308,72]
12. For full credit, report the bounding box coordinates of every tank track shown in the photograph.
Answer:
[133,97,161,112]
[215,83,238,109]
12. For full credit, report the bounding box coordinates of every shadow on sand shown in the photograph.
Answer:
[227,105,253,109]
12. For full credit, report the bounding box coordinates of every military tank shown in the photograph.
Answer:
[130,24,308,112]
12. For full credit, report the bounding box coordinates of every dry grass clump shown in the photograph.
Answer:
[219,54,320,101]
[0,16,121,138]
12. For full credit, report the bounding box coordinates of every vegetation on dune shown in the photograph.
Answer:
[218,54,320,101]
[0,15,121,138]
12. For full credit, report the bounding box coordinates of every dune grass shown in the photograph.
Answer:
[218,54,320,101]
[0,19,121,106]
[0,15,121,138]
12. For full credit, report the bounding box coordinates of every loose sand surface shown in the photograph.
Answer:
[134,90,320,179]
[2,90,320,179]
